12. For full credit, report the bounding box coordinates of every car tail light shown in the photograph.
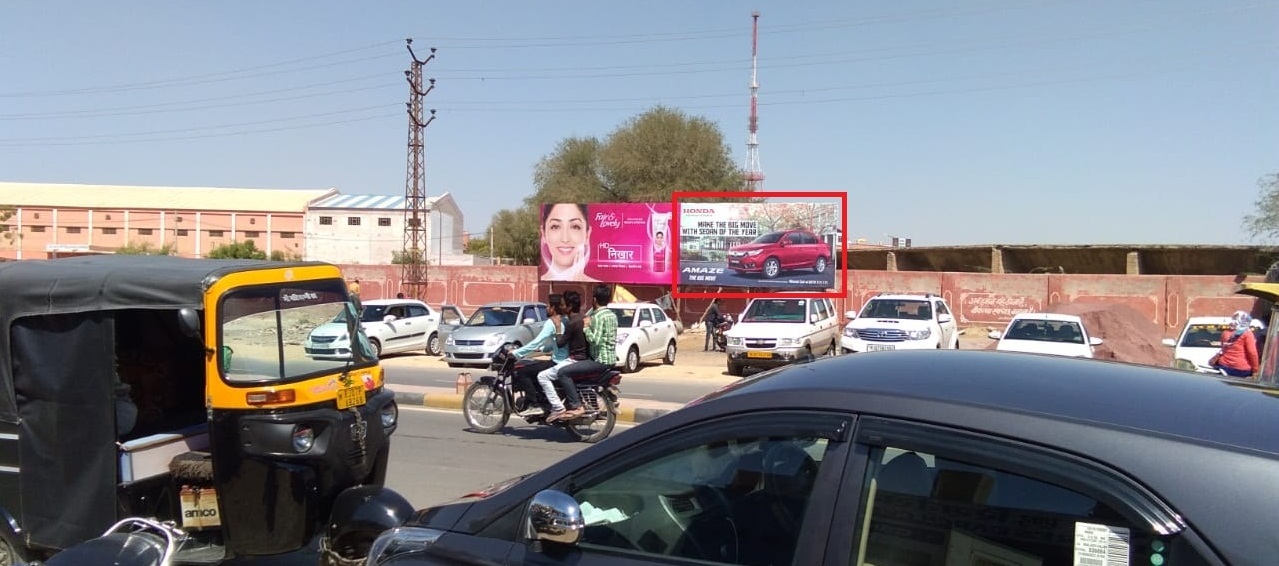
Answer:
[246,389,296,405]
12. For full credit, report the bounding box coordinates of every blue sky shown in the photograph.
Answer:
[1,0,1275,246]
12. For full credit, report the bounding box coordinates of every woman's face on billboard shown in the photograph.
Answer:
[543,203,588,269]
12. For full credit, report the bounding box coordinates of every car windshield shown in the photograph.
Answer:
[742,299,807,323]
[610,308,636,327]
[750,232,784,244]
[861,299,932,320]
[1180,323,1226,347]
[466,306,519,327]
[1005,319,1085,344]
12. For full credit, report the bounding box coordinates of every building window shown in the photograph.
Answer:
[378,217,392,227]
[319,216,333,225]
[244,231,260,238]
[176,229,189,237]
[102,228,117,235]
[209,230,224,238]
[347,217,361,226]
[65,227,81,234]
[280,232,296,239]
[30,226,45,233]
[138,229,154,236]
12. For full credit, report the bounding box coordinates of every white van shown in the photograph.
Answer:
[724,296,841,376]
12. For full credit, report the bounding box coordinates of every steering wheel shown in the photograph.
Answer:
[675,485,737,563]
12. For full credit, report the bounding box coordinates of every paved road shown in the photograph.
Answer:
[226,407,600,565]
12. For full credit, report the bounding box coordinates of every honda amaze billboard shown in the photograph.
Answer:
[678,202,839,290]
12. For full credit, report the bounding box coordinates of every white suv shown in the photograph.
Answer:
[841,293,959,353]
[724,296,841,376]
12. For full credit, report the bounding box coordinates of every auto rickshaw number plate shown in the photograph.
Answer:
[180,487,221,530]
[337,383,367,410]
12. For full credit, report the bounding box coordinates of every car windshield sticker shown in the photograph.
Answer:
[1074,522,1130,566]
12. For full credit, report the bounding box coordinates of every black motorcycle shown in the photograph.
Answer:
[28,518,186,566]
[462,347,621,443]
[714,313,735,351]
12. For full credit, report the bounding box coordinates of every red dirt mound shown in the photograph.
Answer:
[1046,302,1172,367]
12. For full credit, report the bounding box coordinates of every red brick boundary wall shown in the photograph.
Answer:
[339,265,1265,337]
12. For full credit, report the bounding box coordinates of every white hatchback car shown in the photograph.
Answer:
[988,312,1101,358]
[306,298,443,359]
[608,302,679,373]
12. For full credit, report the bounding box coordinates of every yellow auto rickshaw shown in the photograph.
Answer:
[0,255,404,564]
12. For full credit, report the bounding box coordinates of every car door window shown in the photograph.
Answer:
[406,305,429,319]
[814,299,830,322]
[653,309,668,323]
[935,301,950,318]
[441,307,463,326]
[638,309,653,326]
[786,232,804,245]
[536,304,550,320]
[569,429,837,565]
[852,422,1213,566]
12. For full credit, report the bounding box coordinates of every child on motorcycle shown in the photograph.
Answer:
[510,294,567,416]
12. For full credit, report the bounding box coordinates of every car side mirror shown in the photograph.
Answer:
[809,313,819,323]
[526,490,584,546]
[987,330,1001,340]
[640,320,653,328]
[383,315,397,322]
[523,317,536,324]
[938,313,953,324]
[1161,338,1176,347]
[1090,337,1104,346]
[177,308,202,340]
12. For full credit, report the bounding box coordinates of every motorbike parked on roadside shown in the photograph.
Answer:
[714,313,735,351]
[462,347,621,443]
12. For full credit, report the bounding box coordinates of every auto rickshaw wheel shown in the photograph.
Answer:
[0,532,28,566]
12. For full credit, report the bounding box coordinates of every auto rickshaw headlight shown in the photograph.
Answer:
[292,425,316,453]
[380,402,399,428]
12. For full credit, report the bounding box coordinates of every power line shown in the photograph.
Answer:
[0,50,401,98]
[0,108,400,147]
[0,73,392,120]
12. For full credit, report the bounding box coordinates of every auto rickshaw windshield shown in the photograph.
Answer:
[220,281,356,382]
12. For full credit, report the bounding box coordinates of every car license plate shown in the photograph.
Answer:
[867,344,895,351]
[746,351,773,359]
[179,487,221,529]
[336,384,366,410]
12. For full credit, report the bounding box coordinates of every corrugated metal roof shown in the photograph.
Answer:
[311,193,441,210]
[0,182,336,213]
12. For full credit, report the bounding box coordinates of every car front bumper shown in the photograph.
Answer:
[840,336,937,353]
[726,346,809,368]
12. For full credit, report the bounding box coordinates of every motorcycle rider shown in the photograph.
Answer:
[510,294,567,416]
[540,291,590,422]
[561,284,619,384]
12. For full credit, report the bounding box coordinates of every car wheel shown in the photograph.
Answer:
[369,338,382,358]
[763,257,781,279]
[727,361,744,377]
[0,533,28,566]
[663,340,677,364]
[426,332,442,356]
[814,256,828,273]
[624,346,640,373]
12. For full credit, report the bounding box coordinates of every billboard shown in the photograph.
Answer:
[537,202,674,284]
[678,201,840,290]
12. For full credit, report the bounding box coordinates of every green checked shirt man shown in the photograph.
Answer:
[585,302,618,366]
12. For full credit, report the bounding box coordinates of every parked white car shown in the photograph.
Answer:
[724,296,841,376]
[608,302,679,373]
[841,293,959,353]
[1162,316,1265,370]
[305,298,444,359]
[988,312,1101,358]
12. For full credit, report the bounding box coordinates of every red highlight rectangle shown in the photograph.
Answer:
[670,191,848,300]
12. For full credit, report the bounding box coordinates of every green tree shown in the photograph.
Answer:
[116,241,176,255]
[1246,173,1279,241]
[491,105,748,264]
[464,234,490,256]
[269,249,304,262]
[206,240,267,259]
[391,249,428,265]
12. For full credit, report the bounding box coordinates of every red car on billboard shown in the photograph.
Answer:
[727,229,830,279]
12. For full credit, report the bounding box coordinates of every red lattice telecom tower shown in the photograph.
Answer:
[744,11,765,191]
